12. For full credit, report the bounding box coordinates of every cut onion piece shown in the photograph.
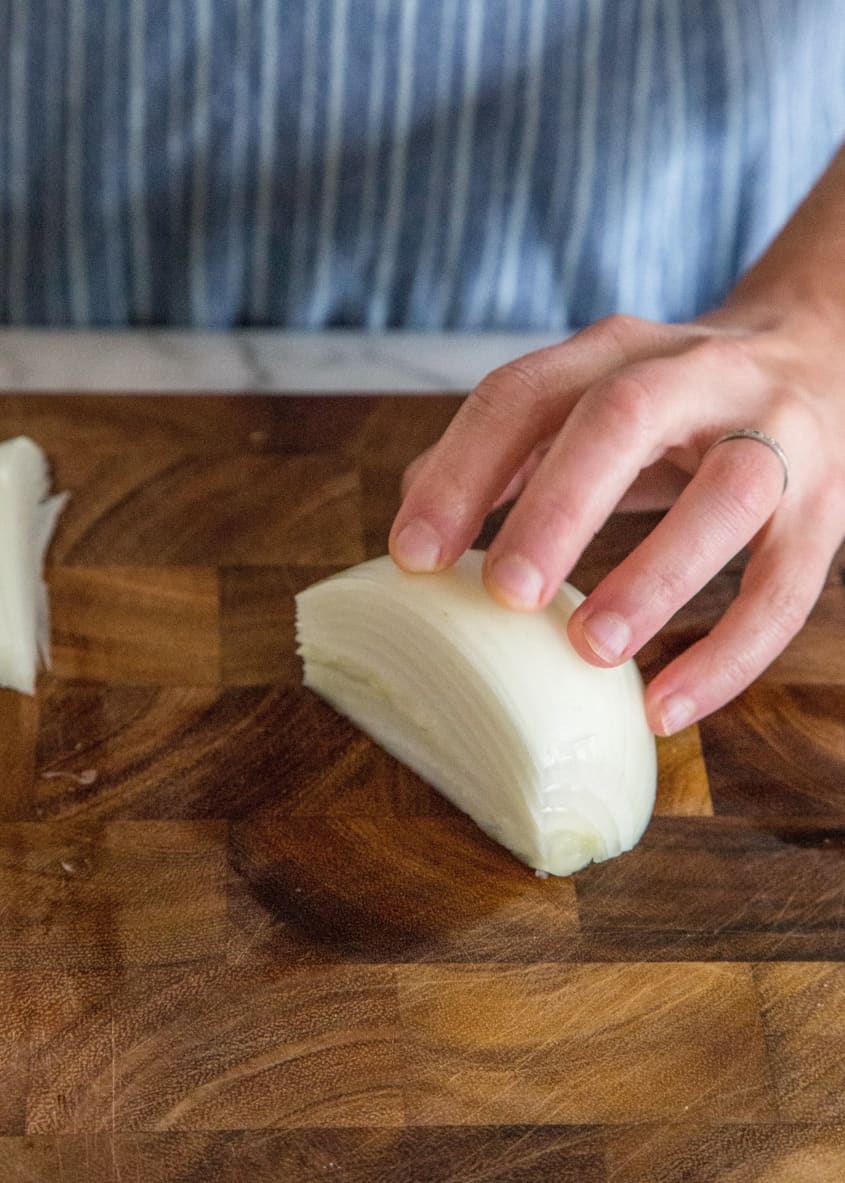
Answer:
[295,551,657,877]
[0,437,68,695]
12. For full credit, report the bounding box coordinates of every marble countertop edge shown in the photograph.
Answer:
[0,329,566,394]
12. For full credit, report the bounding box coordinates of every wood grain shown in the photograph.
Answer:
[604,1123,845,1183]
[50,566,220,684]
[0,393,376,455]
[573,817,845,961]
[653,727,714,817]
[755,963,845,1121]
[0,688,40,820]
[56,452,365,566]
[220,565,342,685]
[24,964,403,1134]
[0,1128,607,1183]
[0,820,227,970]
[399,962,774,1125]
[0,394,842,1181]
[701,684,845,815]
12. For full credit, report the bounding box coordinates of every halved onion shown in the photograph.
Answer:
[0,437,68,694]
[296,551,657,876]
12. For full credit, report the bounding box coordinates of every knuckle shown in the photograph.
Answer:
[779,388,814,430]
[705,451,781,525]
[756,566,819,641]
[719,469,775,524]
[737,569,817,655]
[718,647,757,693]
[429,454,473,511]
[597,370,660,440]
[691,333,762,380]
[645,562,689,609]
[766,588,812,641]
[463,377,513,429]
[763,386,818,452]
[463,359,556,440]
[472,359,554,423]
[404,447,472,520]
[524,487,581,536]
[592,312,649,349]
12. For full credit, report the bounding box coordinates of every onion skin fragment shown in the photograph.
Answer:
[296,551,657,876]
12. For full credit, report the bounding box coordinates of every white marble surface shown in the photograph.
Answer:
[0,330,565,393]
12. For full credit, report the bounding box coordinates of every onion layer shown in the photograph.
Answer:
[0,437,68,695]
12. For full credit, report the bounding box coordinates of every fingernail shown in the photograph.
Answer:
[657,694,696,736]
[393,519,441,572]
[582,611,631,663]
[489,554,544,608]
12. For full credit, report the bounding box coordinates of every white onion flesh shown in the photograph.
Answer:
[0,437,68,695]
[295,551,657,876]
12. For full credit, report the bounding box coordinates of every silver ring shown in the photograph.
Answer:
[705,428,790,495]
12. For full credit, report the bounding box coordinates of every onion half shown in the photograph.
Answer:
[296,551,657,876]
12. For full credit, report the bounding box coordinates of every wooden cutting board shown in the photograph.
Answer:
[0,394,843,1183]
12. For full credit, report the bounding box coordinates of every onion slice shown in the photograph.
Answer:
[0,437,68,695]
[295,551,657,876]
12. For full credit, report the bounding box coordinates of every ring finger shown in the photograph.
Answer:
[567,432,790,666]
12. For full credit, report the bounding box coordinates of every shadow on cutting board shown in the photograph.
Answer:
[228,693,580,963]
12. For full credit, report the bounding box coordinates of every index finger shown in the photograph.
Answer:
[389,316,683,573]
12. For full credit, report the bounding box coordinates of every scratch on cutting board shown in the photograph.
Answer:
[228,912,273,969]
[41,768,99,787]
[109,996,122,1183]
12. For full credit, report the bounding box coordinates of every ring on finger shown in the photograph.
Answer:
[704,428,790,495]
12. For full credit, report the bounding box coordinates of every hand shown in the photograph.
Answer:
[389,307,845,735]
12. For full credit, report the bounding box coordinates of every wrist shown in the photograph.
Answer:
[725,274,845,335]
[700,280,845,353]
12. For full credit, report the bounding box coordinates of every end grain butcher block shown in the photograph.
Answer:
[0,394,843,1183]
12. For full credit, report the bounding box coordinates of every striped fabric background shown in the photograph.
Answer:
[0,0,843,329]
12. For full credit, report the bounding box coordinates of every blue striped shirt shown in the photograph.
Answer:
[1,0,843,329]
